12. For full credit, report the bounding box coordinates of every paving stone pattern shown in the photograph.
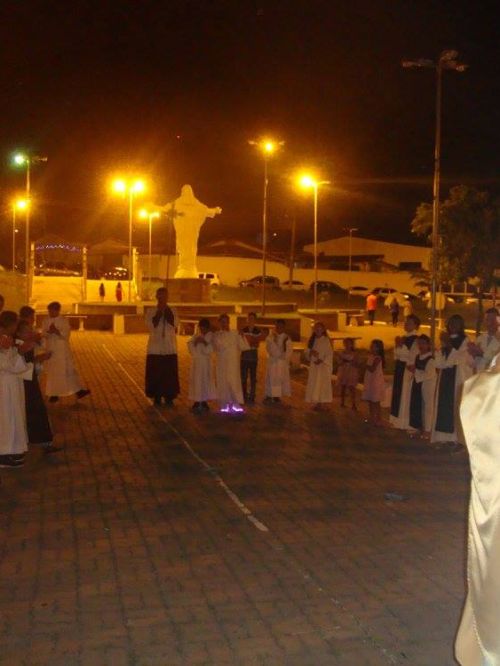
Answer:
[0,332,470,666]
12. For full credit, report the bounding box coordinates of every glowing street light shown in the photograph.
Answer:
[11,198,29,272]
[138,207,160,299]
[12,152,47,300]
[298,173,330,312]
[249,138,284,314]
[402,50,467,348]
[111,177,147,302]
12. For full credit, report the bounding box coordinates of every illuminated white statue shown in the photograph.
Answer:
[163,185,222,279]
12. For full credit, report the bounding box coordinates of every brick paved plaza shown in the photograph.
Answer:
[0,332,469,666]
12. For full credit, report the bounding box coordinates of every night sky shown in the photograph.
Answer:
[1,0,499,262]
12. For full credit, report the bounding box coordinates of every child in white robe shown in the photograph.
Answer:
[305,322,333,410]
[407,334,436,439]
[390,314,420,430]
[41,301,90,402]
[187,318,216,412]
[431,314,473,450]
[264,319,292,403]
[0,311,31,468]
[213,314,249,412]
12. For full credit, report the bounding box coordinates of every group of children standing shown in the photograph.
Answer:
[389,309,500,450]
[0,300,90,469]
[187,312,294,413]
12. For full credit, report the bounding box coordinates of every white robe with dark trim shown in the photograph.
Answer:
[390,334,419,429]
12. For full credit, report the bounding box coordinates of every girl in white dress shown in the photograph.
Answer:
[187,318,216,412]
[336,337,359,410]
[305,322,333,410]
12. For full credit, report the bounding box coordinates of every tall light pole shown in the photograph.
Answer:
[298,174,330,312]
[12,153,47,301]
[138,208,160,299]
[249,138,284,315]
[344,226,358,306]
[12,198,29,271]
[112,178,146,302]
[402,50,467,348]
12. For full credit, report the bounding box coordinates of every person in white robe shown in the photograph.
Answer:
[407,334,436,438]
[187,318,216,411]
[41,302,90,402]
[467,307,500,373]
[431,314,473,448]
[305,322,333,409]
[213,314,249,412]
[0,311,31,468]
[390,314,420,430]
[455,351,500,666]
[264,319,292,403]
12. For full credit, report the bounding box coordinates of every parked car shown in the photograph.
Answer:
[239,275,280,289]
[282,280,306,290]
[103,266,129,280]
[309,281,346,294]
[372,287,398,299]
[348,285,370,296]
[198,272,221,287]
[35,261,80,277]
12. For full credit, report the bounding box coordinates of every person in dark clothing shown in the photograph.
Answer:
[240,312,262,403]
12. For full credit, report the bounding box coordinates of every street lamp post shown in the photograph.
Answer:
[249,139,284,315]
[12,199,29,271]
[344,227,358,306]
[112,178,146,302]
[402,50,467,348]
[298,175,330,312]
[13,153,47,301]
[138,208,160,299]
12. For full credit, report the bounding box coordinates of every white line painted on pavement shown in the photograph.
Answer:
[102,344,269,533]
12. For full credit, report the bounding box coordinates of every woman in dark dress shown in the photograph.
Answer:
[17,307,61,454]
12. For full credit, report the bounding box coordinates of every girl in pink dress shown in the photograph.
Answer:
[336,337,359,410]
[362,339,386,426]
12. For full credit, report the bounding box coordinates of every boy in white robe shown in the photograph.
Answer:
[187,318,216,412]
[407,334,436,438]
[41,302,90,403]
[0,311,31,468]
[264,319,292,404]
[305,322,333,410]
[431,314,473,449]
[390,314,420,430]
[467,307,500,373]
[213,314,249,412]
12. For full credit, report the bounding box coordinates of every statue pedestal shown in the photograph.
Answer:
[165,278,211,303]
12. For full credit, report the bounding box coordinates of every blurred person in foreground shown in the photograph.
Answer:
[455,351,500,665]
